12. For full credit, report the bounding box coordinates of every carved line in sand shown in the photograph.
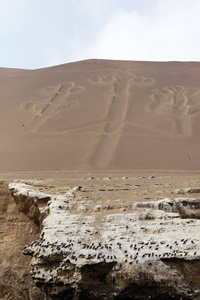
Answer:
[88,73,155,168]
[21,82,84,133]
[87,74,123,134]
[126,72,155,85]
[54,73,154,136]
[89,73,154,136]
[87,75,116,85]
[148,85,200,137]
[103,75,121,133]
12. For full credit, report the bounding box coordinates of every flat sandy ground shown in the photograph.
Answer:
[2,170,200,203]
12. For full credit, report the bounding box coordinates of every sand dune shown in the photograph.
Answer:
[0,59,200,171]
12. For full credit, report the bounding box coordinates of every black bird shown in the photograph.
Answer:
[183,152,191,160]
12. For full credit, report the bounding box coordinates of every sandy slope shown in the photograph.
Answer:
[0,59,200,171]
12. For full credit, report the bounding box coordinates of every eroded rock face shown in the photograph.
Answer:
[0,181,44,300]
[8,181,200,300]
[9,183,51,226]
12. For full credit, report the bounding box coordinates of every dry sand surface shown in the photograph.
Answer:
[0,59,200,171]
[2,170,200,201]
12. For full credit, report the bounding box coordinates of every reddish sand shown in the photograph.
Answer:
[0,59,200,171]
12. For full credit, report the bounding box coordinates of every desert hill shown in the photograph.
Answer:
[0,59,200,171]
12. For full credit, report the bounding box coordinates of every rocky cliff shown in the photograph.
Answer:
[1,173,200,299]
[0,180,43,299]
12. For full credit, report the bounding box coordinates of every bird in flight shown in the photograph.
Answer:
[183,152,191,160]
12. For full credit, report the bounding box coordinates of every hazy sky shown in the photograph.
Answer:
[1,0,200,69]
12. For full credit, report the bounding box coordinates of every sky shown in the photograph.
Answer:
[1,0,200,69]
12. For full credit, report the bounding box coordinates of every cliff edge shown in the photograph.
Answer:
[2,173,200,300]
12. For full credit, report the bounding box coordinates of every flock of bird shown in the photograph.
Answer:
[19,182,200,285]
[24,236,198,282]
